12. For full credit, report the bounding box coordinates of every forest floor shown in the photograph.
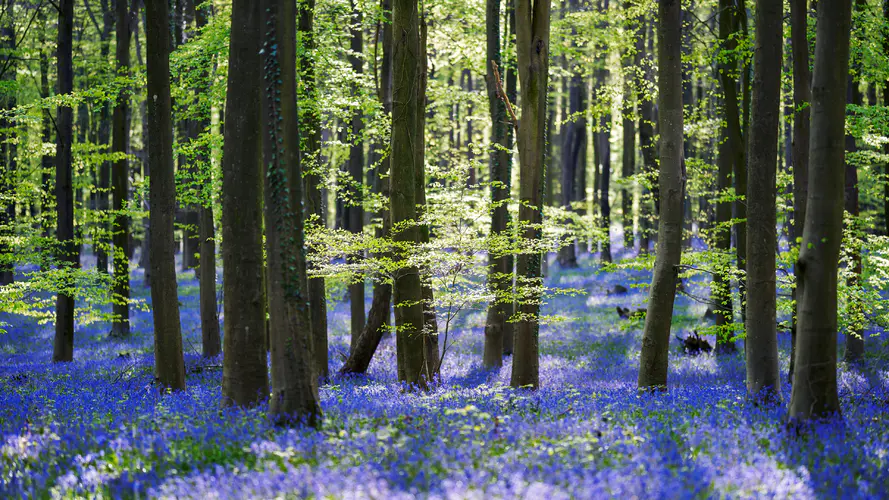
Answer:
[1,248,888,499]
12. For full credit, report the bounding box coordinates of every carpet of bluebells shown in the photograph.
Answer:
[2,245,889,499]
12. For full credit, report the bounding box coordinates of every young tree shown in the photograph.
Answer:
[262,0,322,425]
[53,0,77,363]
[482,0,515,369]
[620,10,635,251]
[347,0,366,351]
[557,0,584,269]
[110,0,133,338]
[788,0,810,380]
[638,16,655,254]
[788,0,852,423]
[510,0,551,389]
[744,0,782,402]
[145,0,186,390]
[299,0,329,380]
[221,0,269,407]
[637,0,683,391]
[0,0,16,286]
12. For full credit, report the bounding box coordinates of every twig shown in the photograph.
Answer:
[491,60,518,134]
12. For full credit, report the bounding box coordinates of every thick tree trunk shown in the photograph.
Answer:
[221,0,269,407]
[482,0,515,369]
[391,0,429,388]
[340,0,394,374]
[788,0,851,423]
[788,0,811,382]
[637,0,683,391]
[110,0,133,338]
[53,0,77,363]
[510,0,551,390]
[299,0,329,381]
[145,0,186,390]
[262,0,322,426]
[347,0,366,351]
[744,0,782,402]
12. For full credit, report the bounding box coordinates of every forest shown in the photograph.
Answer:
[0,0,888,497]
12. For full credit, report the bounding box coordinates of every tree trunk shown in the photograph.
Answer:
[713,124,735,354]
[145,0,186,390]
[95,3,114,275]
[0,1,16,286]
[262,0,322,426]
[788,0,851,424]
[221,0,269,407]
[788,0,811,382]
[504,0,517,357]
[110,0,134,338]
[744,0,782,402]
[53,0,77,363]
[637,0,684,391]
[299,0,329,382]
[557,0,583,269]
[391,0,428,388]
[638,16,655,255]
[340,0,394,375]
[621,13,635,251]
[510,0,551,390]
[482,0,516,369]
[347,0,366,352]
[598,113,612,264]
[843,73,864,364]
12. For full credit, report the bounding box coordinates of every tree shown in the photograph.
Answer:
[620,8,635,251]
[638,16,655,254]
[221,0,269,407]
[788,0,810,381]
[557,0,584,269]
[510,0,551,389]
[637,0,683,391]
[145,0,186,390]
[0,0,16,286]
[347,0,366,352]
[53,0,77,363]
[390,0,430,388]
[595,0,612,264]
[110,0,134,339]
[482,0,516,369]
[299,0,329,381]
[744,0,782,402]
[262,0,322,426]
[788,0,852,423]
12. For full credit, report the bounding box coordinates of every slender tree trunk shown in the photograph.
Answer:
[482,0,515,369]
[39,12,53,249]
[557,0,583,269]
[637,0,684,391]
[145,0,186,390]
[95,3,114,275]
[843,73,864,364]
[53,0,77,363]
[340,0,394,374]
[262,0,322,426]
[598,113,612,264]
[110,0,133,338]
[299,0,329,381]
[788,0,851,423]
[638,16,655,255]
[0,1,16,286]
[504,0,517,356]
[713,123,735,353]
[745,0,782,402]
[221,0,269,407]
[510,0,551,390]
[347,0,366,351]
[391,0,429,388]
[788,0,811,382]
[621,11,635,250]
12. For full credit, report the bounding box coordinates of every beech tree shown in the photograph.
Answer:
[221,0,268,407]
[510,0,551,389]
[637,0,683,391]
[744,0,782,402]
[789,0,852,423]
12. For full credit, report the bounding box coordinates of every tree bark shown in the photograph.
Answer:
[482,0,516,369]
[744,0,782,402]
[637,0,684,391]
[53,0,77,363]
[221,0,269,407]
[557,0,584,269]
[621,12,635,251]
[347,0,366,351]
[510,0,551,389]
[299,0,329,381]
[0,0,16,286]
[788,0,851,423]
[145,0,186,390]
[638,16,655,255]
[788,0,811,382]
[843,72,864,364]
[95,1,114,275]
[110,0,134,338]
[262,0,322,426]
